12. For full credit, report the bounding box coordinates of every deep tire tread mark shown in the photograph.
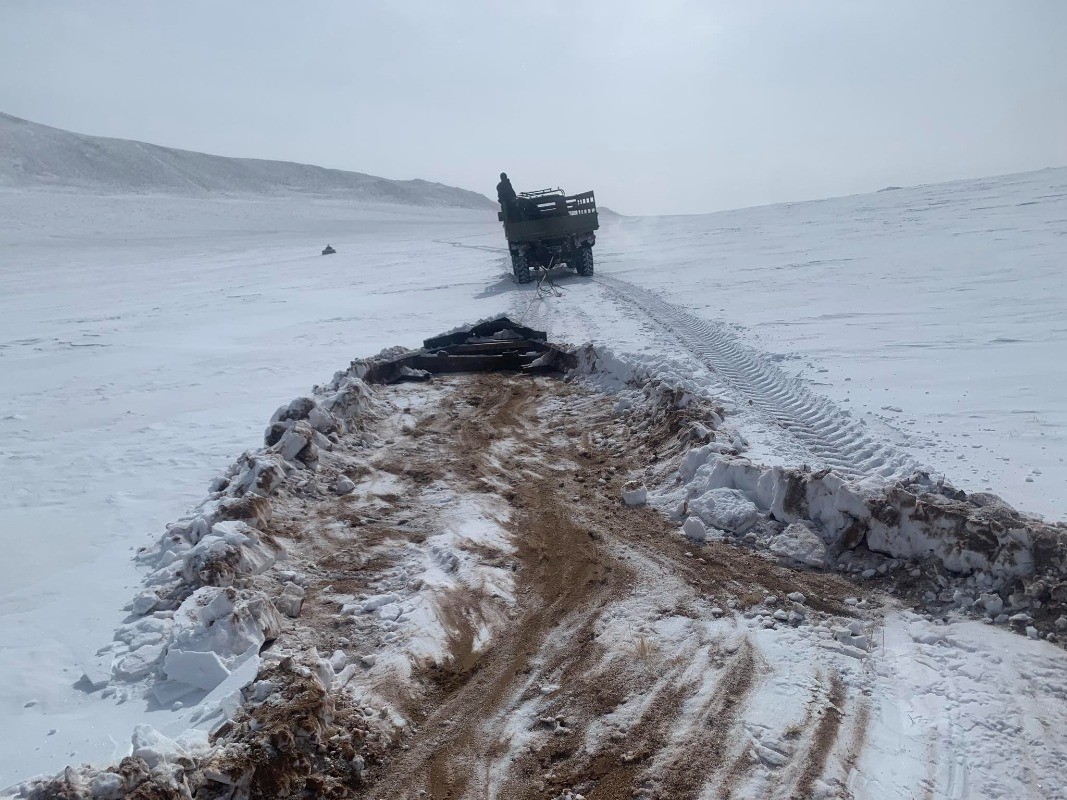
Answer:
[595,275,914,477]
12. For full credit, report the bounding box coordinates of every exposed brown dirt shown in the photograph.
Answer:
[792,673,846,799]
[342,374,862,800]
[46,372,869,800]
[654,641,762,800]
[363,377,637,799]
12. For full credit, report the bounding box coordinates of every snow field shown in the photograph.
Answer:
[2,165,1066,794]
[481,168,1067,519]
[0,190,499,785]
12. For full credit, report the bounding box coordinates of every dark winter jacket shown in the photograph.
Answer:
[497,177,517,207]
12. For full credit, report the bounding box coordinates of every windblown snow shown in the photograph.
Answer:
[1,134,1066,798]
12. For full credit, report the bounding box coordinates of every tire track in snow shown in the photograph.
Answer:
[594,274,916,477]
[792,673,846,799]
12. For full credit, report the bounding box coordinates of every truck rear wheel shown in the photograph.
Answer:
[576,246,594,277]
[512,249,533,284]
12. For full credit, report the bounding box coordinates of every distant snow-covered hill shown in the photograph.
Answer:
[0,112,495,209]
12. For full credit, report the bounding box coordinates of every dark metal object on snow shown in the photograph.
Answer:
[362,317,575,384]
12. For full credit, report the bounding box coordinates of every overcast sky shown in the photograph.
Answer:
[2,1,1065,215]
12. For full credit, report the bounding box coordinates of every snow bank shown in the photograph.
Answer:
[572,344,711,401]
[576,345,1067,641]
[680,451,1047,581]
[571,344,746,457]
[97,370,385,703]
[676,454,1067,639]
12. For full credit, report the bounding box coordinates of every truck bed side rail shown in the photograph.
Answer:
[524,191,598,220]
[566,191,597,215]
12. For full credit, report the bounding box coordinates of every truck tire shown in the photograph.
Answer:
[512,249,533,284]
[576,246,594,277]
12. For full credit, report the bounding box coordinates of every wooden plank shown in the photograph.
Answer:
[410,352,540,373]
[443,340,544,355]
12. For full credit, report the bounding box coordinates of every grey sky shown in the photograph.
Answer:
[2,1,1065,215]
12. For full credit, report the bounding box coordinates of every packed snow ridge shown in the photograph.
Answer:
[108,367,382,696]
[0,112,495,209]
[575,345,1067,639]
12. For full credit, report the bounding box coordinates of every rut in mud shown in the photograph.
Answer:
[275,373,869,800]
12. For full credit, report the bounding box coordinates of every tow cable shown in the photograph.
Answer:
[518,262,566,323]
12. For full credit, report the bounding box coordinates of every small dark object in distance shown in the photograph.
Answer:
[322,244,336,255]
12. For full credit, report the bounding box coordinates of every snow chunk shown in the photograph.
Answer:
[329,650,347,672]
[273,581,305,618]
[361,592,399,613]
[324,376,378,421]
[131,724,187,769]
[230,452,286,497]
[979,593,1004,615]
[163,649,231,691]
[90,772,124,799]
[112,643,165,681]
[179,520,278,589]
[183,649,262,734]
[622,481,648,507]
[768,523,829,568]
[169,587,282,667]
[275,421,315,464]
[130,590,160,615]
[308,405,343,435]
[682,516,708,542]
[78,654,113,691]
[689,487,760,533]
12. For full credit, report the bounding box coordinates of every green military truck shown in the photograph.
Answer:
[499,188,599,283]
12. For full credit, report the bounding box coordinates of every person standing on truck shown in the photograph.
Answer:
[497,172,518,219]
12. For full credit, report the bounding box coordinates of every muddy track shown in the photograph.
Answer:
[21,371,886,800]
[592,274,915,478]
[337,374,868,799]
[792,673,846,799]
[365,378,636,798]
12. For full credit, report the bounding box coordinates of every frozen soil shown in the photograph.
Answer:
[354,376,857,800]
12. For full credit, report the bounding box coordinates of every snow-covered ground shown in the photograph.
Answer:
[1,165,1065,789]
[529,168,1067,518]
[0,190,498,784]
